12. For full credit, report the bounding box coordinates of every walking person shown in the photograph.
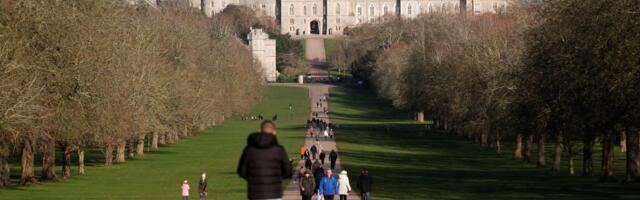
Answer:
[305,157,313,169]
[237,120,293,200]
[338,170,352,200]
[299,171,316,200]
[329,150,338,170]
[357,169,373,200]
[318,170,339,200]
[294,166,305,184]
[299,145,306,160]
[319,151,326,165]
[181,179,190,200]
[313,165,325,195]
[324,129,329,141]
[199,173,208,200]
[310,144,318,160]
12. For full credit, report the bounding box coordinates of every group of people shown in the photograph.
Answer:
[241,114,279,121]
[241,114,264,121]
[180,173,209,200]
[299,143,339,171]
[209,93,371,200]
[307,118,335,141]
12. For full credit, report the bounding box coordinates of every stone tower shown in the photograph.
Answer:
[248,28,278,82]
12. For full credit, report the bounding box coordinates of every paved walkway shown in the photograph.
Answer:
[305,38,329,78]
[281,84,360,200]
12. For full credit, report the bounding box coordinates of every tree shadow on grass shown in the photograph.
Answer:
[329,87,640,200]
[337,124,640,200]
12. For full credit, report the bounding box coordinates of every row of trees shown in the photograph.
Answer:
[329,0,640,181]
[0,0,265,187]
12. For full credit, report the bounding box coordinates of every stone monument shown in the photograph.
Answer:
[248,27,278,82]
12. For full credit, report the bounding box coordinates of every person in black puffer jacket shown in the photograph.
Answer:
[237,120,293,200]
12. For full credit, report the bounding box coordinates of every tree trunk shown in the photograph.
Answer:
[537,133,546,167]
[182,126,189,137]
[514,134,523,160]
[127,139,135,158]
[552,133,563,171]
[78,147,86,176]
[568,147,575,176]
[158,133,166,145]
[115,141,126,163]
[625,131,639,181]
[480,130,488,148]
[167,131,177,144]
[620,132,627,153]
[20,137,37,185]
[40,135,57,181]
[136,135,145,157]
[524,134,533,162]
[0,137,11,187]
[495,133,501,154]
[105,143,114,167]
[601,134,615,181]
[582,135,594,176]
[151,132,159,151]
[61,144,73,179]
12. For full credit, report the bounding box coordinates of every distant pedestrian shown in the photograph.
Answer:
[299,171,316,200]
[338,170,352,200]
[319,151,326,165]
[329,150,338,170]
[357,169,373,200]
[310,144,318,159]
[181,179,190,200]
[318,170,339,200]
[313,166,325,194]
[237,120,293,200]
[324,129,329,140]
[305,157,313,169]
[299,146,306,159]
[198,173,208,200]
[296,166,306,183]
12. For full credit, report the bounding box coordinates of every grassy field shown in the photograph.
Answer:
[329,87,640,200]
[0,86,309,200]
[324,39,335,59]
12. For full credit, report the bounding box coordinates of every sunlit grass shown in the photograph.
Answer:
[0,86,308,200]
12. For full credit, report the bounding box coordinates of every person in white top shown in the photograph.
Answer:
[338,170,352,200]
[324,129,329,140]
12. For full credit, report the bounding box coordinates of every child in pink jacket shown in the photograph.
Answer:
[181,179,190,200]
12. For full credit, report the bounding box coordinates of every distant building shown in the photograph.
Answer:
[248,28,278,82]
[133,1,508,36]
[200,0,508,36]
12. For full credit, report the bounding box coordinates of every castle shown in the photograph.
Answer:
[190,0,509,36]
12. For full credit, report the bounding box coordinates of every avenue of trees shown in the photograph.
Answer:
[0,0,264,187]
[330,0,640,181]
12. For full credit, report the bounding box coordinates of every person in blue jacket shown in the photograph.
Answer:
[318,169,339,200]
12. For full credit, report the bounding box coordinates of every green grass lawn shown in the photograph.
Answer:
[329,87,640,200]
[324,39,335,59]
[0,86,308,200]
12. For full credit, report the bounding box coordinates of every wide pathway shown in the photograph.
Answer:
[305,38,329,78]
[281,84,360,200]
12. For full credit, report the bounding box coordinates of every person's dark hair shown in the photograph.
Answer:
[260,120,276,129]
